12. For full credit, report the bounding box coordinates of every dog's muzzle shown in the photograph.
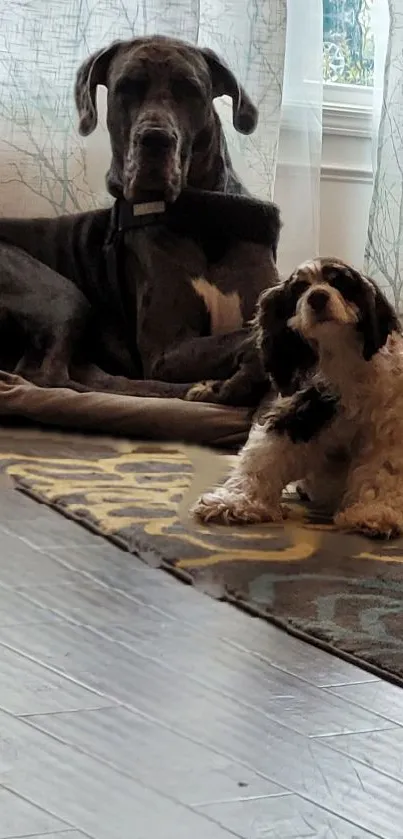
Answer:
[307,289,330,322]
[124,122,182,202]
[137,126,178,154]
[299,285,356,332]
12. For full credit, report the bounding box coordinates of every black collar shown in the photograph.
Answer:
[104,196,166,286]
[102,199,167,354]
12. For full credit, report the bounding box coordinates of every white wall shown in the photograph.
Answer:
[274,102,373,276]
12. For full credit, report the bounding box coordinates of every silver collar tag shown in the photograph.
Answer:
[132,201,166,217]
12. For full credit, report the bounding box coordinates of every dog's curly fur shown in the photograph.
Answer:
[192,257,403,539]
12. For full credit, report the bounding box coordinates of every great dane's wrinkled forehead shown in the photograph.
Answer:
[75,35,258,202]
[109,38,212,96]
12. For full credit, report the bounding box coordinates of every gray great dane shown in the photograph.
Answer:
[0,35,280,404]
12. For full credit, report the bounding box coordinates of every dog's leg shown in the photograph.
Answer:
[335,453,403,539]
[73,364,193,399]
[16,343,77,391]
[192,382,340,524]
[191,422,310,525]
[12,284,91,391]
[185,336,269,407]
[15,347,72,390]
[150,329,271,407]
[16,353,192,399]
[147,329,249,383]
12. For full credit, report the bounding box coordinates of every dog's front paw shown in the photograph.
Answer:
[185,380,222,403]
[191,489,284,525]
[335,502,402,539]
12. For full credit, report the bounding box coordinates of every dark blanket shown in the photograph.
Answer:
[0,371,250,448]
[0,189,280,445]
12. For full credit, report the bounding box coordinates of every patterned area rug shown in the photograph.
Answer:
[5,441,403,686]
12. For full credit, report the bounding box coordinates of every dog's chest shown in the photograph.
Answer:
[320,410,358,458]
[191,277,243,335]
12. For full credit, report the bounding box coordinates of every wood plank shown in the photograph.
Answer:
[0,785,67,838]
[24,705,287,806]
[330,682,403,725]
[196,794,383,838]
[4,588,393,737]
[0,710,240,839]
[0,645,116,716]
[0,624,402,837]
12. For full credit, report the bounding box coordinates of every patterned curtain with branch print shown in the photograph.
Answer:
[0,0,287,217]
[365,1,403,311]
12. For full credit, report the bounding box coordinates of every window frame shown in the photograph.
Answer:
[323,81,373,138]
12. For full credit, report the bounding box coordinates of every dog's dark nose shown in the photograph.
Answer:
[139,128,175,153]
[308,290,329,312]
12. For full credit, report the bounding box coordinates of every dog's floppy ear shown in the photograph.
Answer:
[254,283,317,395]
[358,279,401,361]
[75,41,123,136]
[200,48,258,135]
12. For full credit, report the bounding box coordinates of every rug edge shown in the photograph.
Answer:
[15,481,403,690]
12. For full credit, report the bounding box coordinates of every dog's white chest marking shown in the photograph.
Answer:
[191,277,242,334]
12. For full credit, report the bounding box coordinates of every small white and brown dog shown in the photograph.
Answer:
[192,257,403,539]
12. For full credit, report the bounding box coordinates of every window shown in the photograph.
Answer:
[323,0,374,87]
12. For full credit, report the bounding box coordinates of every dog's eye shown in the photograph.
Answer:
[327,270,359,300]
[115,77,148,100]
[171,77,203,101]
[291,279,310,297]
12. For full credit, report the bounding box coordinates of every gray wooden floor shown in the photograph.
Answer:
[1,477,403,838]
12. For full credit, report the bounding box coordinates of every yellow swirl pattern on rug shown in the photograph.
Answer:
[3,443,403,568]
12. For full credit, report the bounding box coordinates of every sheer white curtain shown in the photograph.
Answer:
[0,0,323,283]
[274,0,323,275]
[0,0,285,214]
[365,0,403,311]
